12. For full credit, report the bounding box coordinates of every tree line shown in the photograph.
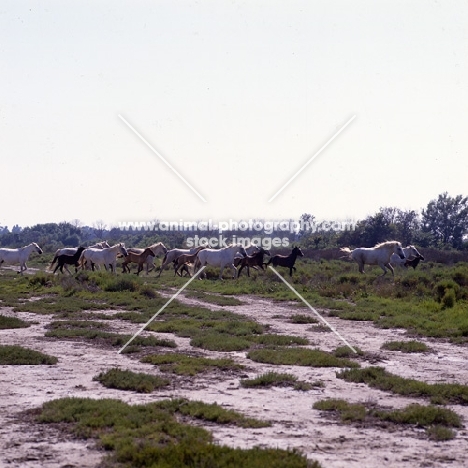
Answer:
[1,192,467,252]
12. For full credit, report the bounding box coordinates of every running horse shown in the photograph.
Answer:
[122,242,167,275]
[265,246,303,277]
[0,242,43,275]
[340,240,406,277]
[79,243,128,273]
[194,244,247,279]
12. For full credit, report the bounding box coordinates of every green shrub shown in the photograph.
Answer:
[381,341,430,353]
[94,368,170,393]
[0,315,30,329]
[248,348,360,368]
[434,279,460,302]
[0,345,57,365]
[37,397,316,467]
[442,288,456,308]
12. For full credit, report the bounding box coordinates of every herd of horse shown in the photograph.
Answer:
[0,240,424,280]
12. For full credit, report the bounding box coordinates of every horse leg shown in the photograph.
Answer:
[357,261,365,274]
[230,263,237,279]
[383,263,394,277]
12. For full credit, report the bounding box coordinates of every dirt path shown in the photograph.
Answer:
[1,294,468,467]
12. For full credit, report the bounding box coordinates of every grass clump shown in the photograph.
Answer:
[313,398,366,423]
[190,333,253,352]
[248,348,360,368]
[156,398,270,428]
[94,368,170,393]
[381,340,430,353]
[37,397,317,467]
[141,352,243,376]
[0,315,30,329]
[46,321,176,350]
[289,314,318,324]
[0,345,57,365]
[337,366,468,405]
[240,371,313,391]
[314,398,460,440]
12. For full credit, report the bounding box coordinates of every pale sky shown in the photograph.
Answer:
[1,1,467,229]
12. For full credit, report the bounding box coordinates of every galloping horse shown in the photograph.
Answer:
[235,247,271,277]
[340,240,406,277]
[173,246,207,277]
[390,245,424,268]
[52,241,110,261]
[0,242,43,275]
[122,248,155,275]
[158,246,205,277]
[265,246,303,277]
[123,242,167,275]
[79,243,128,273]
[194,244,247,279]
[52,247,86,275]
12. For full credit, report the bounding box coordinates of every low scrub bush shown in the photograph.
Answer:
[0,345,57,365]
[248,348,360,368]
[337,366,468,405]
[94,368,170,393]
[0,315,30,329]
[381,341,430,353]
[37,397,317,467]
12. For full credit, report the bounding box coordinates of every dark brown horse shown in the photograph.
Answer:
[265,246,304,277]
[51,246,86,274]
[235,247,270,277]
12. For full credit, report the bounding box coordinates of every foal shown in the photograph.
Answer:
[122,248,156,275]
[265,246,304,277]
[235,248,270,277]
[52,247,86,274]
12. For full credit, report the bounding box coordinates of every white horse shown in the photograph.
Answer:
[158,246,205,277]
[124,242,168,274]
[50,241,110,270]
[340,240,406,277]
[0,242,43,275]
[79,243,128,273]
[390,245,424,268]
[194,244,247,279]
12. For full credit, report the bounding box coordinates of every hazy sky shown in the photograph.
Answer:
[1,1,467,229]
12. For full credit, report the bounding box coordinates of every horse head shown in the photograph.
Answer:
[119,243,128,257]
[236,245,247,257]
[33,243,43,254]
[394,242,405,259]
[292,246,304,257]
[407,245,424,261]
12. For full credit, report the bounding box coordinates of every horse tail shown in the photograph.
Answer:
[339,247,353,259]
[49,254,59,271]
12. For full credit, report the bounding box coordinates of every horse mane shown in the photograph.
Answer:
[374,240,401,249]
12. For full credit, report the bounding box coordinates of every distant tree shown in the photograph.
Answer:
[93,220,107,240]
[421,192,468,248]
[394,209,421,246]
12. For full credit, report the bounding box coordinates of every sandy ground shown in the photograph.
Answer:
[1,291,468,468]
